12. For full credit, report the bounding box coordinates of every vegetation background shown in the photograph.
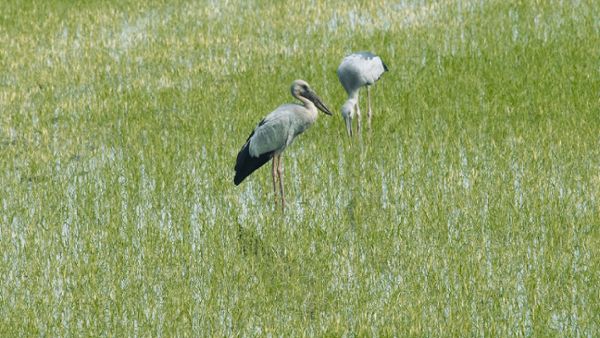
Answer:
[1,0,598,335]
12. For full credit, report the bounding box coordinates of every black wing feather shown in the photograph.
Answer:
[233,119,273,185]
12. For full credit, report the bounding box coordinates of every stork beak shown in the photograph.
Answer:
[344,115,353,137]
[304,89,333,116]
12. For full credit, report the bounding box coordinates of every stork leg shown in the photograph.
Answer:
[367,86,373,131]
[272,156,279,207]
[277,155,285,211]
[355,100,361,136]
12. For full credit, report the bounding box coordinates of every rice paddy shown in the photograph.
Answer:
[1,0,598,335]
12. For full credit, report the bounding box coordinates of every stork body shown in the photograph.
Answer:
[337,51,388,137]
[234,80,332,210]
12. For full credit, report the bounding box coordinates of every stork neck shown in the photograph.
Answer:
[348,89,359,101]
[345,97,358,106]
[296,94,316,110]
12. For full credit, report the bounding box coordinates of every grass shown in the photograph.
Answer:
[1,0,599,335]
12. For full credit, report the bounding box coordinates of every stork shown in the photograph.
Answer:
[234,79,333,210]
[337,51,388,137]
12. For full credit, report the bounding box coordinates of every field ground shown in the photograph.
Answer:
[1,0,599,336]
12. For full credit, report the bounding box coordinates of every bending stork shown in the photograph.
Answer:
[337,51,388,137]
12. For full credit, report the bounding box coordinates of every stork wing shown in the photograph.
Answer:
[233,107,292,185]
[247,108,291,157]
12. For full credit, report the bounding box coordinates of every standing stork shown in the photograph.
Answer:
[337,51,388,137]
[234,79,333,210]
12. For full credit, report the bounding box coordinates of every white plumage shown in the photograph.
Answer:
[337,51,388,137]
[234,79,332,210]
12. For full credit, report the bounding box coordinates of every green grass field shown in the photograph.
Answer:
[1,0,598,335]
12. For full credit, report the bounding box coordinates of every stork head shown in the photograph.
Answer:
[291,80,333,116]
[341,98,357,137]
